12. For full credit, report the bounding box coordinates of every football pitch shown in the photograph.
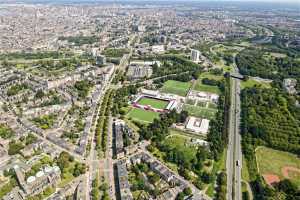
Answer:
[138,97,169,109]
[160,80,191,97]
[182,104,217,120]
[126,108,160,123]
[256,146,300,186]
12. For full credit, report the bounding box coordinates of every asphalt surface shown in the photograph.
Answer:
[226,64,242,200]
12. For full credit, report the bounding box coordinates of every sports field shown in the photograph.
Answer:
[182,104,217,120]
[126,108,160,123]
[138,97,169,109]
[160,80,191,96]
[193,72,223,94]
[256,146,300,186]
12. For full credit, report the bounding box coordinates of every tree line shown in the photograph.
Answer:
[240,87,300,199]
[95,89,114,155]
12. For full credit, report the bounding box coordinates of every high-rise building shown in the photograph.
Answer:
[96,55,106,66]
[191,49,201,62]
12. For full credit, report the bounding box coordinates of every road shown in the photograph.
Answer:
[94,45,133,200]
[226,59,242,200]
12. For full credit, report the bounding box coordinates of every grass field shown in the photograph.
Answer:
[242,156,250,182]
[160,80,191,96]
[182,104,217,120]
[256,146,300,186]
[193,72,223,94]
[163,134,197,162]
[126,108,160,123]
[169,128,205,139]
[241,79,271,89]
[138,97,169,109]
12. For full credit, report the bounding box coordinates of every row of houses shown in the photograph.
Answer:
[116,160,134,200]
[113,120,137,159]
[44,65,114,90]
[3,165,61,200]
[130,153,187,188]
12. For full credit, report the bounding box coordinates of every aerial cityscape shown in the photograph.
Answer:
[0,0,299,200]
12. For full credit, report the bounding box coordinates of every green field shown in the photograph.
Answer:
[169,128,205,139]
[256,146,300,186]
[193,72,223,94]
[126,108,160,123]
[182,104,217,120]
[138,97,169,109]
[163,135,197,161]
[241,79,271,89]
[160,80,191,96]
[242,156,250,182]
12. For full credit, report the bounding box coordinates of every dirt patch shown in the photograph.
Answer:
[263,174,280,186]
[282,166,300,179]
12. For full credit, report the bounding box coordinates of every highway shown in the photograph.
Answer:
[226,60,242,200]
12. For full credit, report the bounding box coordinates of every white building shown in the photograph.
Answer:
[151,45,165,54]
[283,78,297,94]
[185,117,210,135]
[191,49,201,62]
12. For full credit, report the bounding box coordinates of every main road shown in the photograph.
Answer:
[226,59,242,200]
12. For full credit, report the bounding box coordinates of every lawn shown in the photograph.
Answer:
[126,108,160,123]
[102,48,129,58]
[169,128,205,139]
[182,104,217,120]
[242,156,250,182]
[31,114,57,129]
[138,97,169,109]
[241,79,271,89]
[160,80,191,96]
[193,72,223,94]
[163,135,197,161]
[0,179,17,199]
[256,146,300,186]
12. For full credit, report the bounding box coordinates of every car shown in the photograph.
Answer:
[236,160,240,167]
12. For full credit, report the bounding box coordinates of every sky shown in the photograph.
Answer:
[1,0,300,4]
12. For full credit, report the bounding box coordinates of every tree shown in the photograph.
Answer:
[276,179,298,196]
[179,110,188,123]
[8,140,24,155]
[149,174,160,185]
[57,151,73,170]
[35,90,45,99]
[176,192,185,200]
[183,187,192,196]
[91,175,100,200]
[73,163,86,177]
[201,171,212,184]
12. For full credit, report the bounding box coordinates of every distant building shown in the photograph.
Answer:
[132,25,146,32]
[126,64,152,80]
[283,78,297,94]
[95,54,106,66]
[191,49,201,62]
[138,25,146,32]
[151,45,165,54]
[130,60,161,68]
